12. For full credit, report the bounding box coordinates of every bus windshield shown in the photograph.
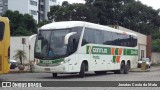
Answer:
[34,28,82,60]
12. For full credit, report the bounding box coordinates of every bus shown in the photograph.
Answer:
[0,17,10,74]
[33,21,138,78]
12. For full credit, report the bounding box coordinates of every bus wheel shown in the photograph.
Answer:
[114,62,125,74]
[52,73,57,78]
[119,62,125,74]
[79,62,85,78]
[124,62,130,74]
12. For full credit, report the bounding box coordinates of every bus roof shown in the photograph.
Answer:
[40,21,137,36]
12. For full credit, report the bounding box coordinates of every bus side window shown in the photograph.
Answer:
[94,30,103,44]
[0,22,5,41]
[103,31,113,45]
[82,28,94,46]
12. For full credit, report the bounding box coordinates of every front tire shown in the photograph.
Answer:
[79,62,85,78]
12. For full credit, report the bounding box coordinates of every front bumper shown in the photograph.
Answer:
[32,63,70,73]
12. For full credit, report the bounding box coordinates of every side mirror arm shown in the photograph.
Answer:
[64,32,77,45]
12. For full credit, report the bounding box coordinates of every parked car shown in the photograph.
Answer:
[137,58,151,68]
[10,59,18,69]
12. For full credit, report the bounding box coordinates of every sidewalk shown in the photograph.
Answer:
[130,65,160,72]
[10,65,31,73]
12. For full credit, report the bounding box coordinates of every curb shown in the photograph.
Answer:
[130,66,160,72]
[129,69,150,72]
[148,69,160,72]
[9,70,31,74]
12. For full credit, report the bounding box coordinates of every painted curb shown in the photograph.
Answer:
[9,70,31,74]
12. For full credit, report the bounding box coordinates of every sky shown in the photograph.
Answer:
[58,0,160,10]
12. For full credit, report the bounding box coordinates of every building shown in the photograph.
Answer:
[38,0,57,21]
[0,0,57,23]
[0,0,8,16]
[110,25,152,60]
[8,0,39,22]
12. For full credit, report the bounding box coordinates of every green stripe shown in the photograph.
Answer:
[86,46,90,54]
[86,46,111,55]
[115,48,119,55]
[86,46,138,56]
[40,58,64,64]
[113,56,116,63]
[123,49,127,55]
[126,49,138,55]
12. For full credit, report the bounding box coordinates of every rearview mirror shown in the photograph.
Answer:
[64,32,77,45]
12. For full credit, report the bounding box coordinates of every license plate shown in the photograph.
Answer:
[45,68,50,71]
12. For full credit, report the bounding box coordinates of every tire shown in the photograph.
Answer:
[79,62,85,78]
[149,66,151,68]
[114,62,125,74]
[124,62,130,74]
[95,71,106,74]
[10,66,16,69]
[52,73,57,78]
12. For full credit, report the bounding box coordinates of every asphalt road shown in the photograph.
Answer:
[0,67,160,90]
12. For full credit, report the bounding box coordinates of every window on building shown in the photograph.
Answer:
[141,50,144,59]
[30,0,37,6]
[30,10,37,15]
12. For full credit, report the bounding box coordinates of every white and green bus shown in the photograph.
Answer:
[33,21,138,78]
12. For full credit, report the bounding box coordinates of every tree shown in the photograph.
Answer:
[3,10,37,36]
[14,26,32,36]
[48,1,99,23]
[23,14,37,33]
[152,39,160,52]
[14,50,27,65]
[37,20,51,28]
[120,1,159,34]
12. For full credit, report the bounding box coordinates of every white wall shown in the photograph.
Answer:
[10,36,36,64]
[151,52,160,64]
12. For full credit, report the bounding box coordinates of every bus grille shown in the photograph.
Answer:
[37,63,59,67]
[0,55,2,71]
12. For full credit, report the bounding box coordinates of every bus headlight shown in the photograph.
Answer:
[60,61,64,65]
[59,58,71,65]
[34,59,40,65]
